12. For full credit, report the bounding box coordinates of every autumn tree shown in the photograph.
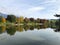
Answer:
[0,16,6,23]
[2,17,6,23]
[20,16,24,23]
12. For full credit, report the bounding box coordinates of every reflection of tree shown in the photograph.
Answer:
[40,25,48,29]
[0,26,6,34]
[49,19,57,28]
[54,28,60,32]
[54,20,60,32]
[36,25,41,30]
[55,19,60,28]
[16,26,24,32]
[29,26,34,30]
[24,25,29,31]
[6,26,16,35]
[0,25,49,35]
[0,26,3,34]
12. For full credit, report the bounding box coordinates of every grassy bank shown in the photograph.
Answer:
[0,22,43,26]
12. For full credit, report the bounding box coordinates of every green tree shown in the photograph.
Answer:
[36,18,40,23]
[0,16,2,22]
[29,18,34,22]
[6,15,16,22]
[24,17,29,23]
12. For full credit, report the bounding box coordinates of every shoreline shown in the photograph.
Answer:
[0,23,43,26]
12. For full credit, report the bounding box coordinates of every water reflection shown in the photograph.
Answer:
[6,26,16,35]
[0,25,48,35]
[0,23,60,35]
[0,24,60,45]
[54,19,60,32]
[54,23,60,32]
[0,26,6,34]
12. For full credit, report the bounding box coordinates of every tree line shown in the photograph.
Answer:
[0,14,49,25]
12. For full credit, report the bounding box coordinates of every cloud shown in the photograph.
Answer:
[45,0,56,3]
[0,0,60,19]
[0,6,24,17]
[40,0,56,4]
[55,9,60,14]
[20,6,45,18]
[28,6,45,12]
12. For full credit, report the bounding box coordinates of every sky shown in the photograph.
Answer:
[0,0,60,19]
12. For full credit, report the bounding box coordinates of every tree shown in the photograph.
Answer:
[6,15,16,22]
[0,16,6,23]
[20,16,24,23]
[24,17,29,23]
[36,18,40,23]
[29,18,34,22]
[0,16,2,22]
[2,17,6,23]
[16,17,20,23]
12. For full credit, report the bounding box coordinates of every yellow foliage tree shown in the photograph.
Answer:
[2,17,6,23]
[20,16,24,23]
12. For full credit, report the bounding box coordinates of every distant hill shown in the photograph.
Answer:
[0,12,7,18]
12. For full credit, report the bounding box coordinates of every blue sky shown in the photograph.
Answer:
[0,0,60,19]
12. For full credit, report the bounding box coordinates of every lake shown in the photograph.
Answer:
[0,25,60,45]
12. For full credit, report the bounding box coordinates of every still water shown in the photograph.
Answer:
[0,25,60,45]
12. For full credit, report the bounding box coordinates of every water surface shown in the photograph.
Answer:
[0,25,60,45]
